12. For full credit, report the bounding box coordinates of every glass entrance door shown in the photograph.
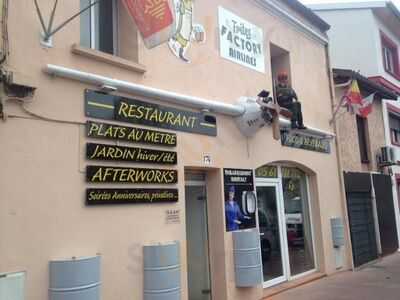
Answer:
[256,166,316,287]
[185,184,212,300]
[257,183,288,286]
[281,167,315,277]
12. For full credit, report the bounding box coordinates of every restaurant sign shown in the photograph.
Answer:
[85,90,217,136]
[87,121,177,147]
[86,165,178,184]
[281,130,331,153]
[218,6,265,73]
[86,143,177,165]
[86,188,178,205]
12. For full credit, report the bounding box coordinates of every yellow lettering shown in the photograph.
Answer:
[136,105,145,119]
[88,123,99,136]
[127,169,135,182]
[189,117,197,128]
[149,109,160,122]
[119,169,129,182]
[118,102,130,117]
[166,112,174,124]
[91,168,103,182]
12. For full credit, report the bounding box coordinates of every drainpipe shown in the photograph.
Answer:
[44,64,335,138]
[45,64,245,117]
[381,102,400,251]
[325,45,355,271]
[370,173,383,255]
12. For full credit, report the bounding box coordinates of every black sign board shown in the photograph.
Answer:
[86,143,177,165]
[280,130,331,153]
[85,89,217,136]
[223,168,256,232]
[86,165,178,184]
[86,188,178,205]
[86,121,177,147]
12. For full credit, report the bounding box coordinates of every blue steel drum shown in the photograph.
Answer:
[49,256,100,300]
[143,242,181,300]
[233,230,263,287]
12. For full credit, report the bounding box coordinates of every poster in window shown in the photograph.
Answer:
[224,168,257,232]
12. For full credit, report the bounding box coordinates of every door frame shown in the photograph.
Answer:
[256,166,318,287]
[288,175,318,281]
[185,178,213,299]
[256,178,290,288]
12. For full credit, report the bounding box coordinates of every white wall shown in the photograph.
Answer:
[372,14,400,88]
[314,9,380,75]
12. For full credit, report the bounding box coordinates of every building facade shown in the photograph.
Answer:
[311,0,400,267]
[333,68,400,267]
[0,1,351,299]
[310,1,400,96]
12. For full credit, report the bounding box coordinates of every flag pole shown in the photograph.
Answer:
[329,76,354,124]
[329,95,347,125]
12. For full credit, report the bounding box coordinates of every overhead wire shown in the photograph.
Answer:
[4,97,85,126]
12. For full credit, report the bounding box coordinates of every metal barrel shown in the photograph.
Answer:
[143,241,181,300]
[49,256,101,300]
[331,217,345,247]
[233,230,263,287]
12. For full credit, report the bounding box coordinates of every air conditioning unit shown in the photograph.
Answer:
[377,146,396,167]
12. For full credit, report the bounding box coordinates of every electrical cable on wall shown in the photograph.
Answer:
[4,97,85,126]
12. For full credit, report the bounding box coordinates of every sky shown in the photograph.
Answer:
[299,0,400,9]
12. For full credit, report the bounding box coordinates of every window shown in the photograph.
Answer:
[381,31,400,79]
[383,45,396,74]
[356,115,369,163]
[389,113,400,146]
[80,0,118,55]
[270,43,291,95]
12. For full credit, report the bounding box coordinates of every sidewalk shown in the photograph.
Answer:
[267,253,400,300]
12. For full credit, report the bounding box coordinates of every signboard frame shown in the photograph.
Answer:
[86,188,179,205]
[85,90,217,136]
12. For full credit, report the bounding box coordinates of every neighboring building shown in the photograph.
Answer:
[332,68,400,267]
[310,0,400,215]
[0,1,350,300]
[310,1,400,96]
[311,1,400,267]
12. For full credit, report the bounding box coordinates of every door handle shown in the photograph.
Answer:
[260,232,265,236]
[202,289,211,294]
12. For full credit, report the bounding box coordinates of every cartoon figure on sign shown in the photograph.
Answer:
[168,0,205,62]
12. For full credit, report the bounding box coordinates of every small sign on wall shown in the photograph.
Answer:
[218,6,265,73]
[165,209,181,224]
[280,130,331,153]
[86,188,179,205]
[85,90,217,136]
[86,166,178,184]
[86,143,177,165]
[86,121,177,147]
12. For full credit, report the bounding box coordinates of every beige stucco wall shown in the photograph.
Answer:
[0,1,350,300]
[335,88,386,172]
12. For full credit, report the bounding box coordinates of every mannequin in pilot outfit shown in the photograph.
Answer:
[276,72,307,130]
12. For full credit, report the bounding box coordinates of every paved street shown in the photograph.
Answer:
[269,253,400,300]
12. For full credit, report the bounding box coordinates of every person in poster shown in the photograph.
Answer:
[225,186,248,231]
[224,168,257,232]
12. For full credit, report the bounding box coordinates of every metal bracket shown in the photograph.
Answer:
[34,0,100,46]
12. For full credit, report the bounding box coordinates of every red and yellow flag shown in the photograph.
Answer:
[121,0,175,48]
[344,80,362,105]
[343,80,375,118]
